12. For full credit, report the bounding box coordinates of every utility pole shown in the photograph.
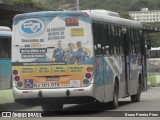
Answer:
[76,0,79,11]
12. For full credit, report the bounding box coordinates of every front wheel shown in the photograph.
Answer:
[131,80,141,102]
[42,103,63,112]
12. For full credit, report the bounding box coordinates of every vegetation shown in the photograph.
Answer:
[3,0,160,47]
[12,0,48,10]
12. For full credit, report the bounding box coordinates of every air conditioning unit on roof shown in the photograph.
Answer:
[82,9,120,17]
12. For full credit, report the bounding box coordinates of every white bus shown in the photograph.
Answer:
[12,10,147,111]
[148,47,160,74]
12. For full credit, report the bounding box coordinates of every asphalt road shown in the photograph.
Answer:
[1,87,160,119]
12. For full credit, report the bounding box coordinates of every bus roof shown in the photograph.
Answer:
[150,47,160,51]
[0,26,12,37]
[14,10,142,28]
[84,10,142,28]
[0,26,11,32]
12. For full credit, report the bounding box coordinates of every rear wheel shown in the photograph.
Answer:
[131,80,141,102]
[42,103,63,112]
[110,82,119,109]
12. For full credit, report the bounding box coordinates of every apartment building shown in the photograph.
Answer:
[129,8,160,23]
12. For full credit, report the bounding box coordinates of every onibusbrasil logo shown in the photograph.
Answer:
[20,18,44,36]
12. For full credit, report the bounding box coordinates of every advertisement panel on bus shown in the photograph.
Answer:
[12,12,94,90]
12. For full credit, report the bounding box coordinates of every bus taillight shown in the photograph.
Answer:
[85,73,91,79]
[15,76,20,81]
[13,70,18,75]
[87,67,93,72]
[17,81,23,87]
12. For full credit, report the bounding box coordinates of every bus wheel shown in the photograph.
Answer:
[42,103,63,112]
[131,80,141,102]
[110,82,119,109]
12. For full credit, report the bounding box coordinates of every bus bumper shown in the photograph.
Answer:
[13,83,95,105]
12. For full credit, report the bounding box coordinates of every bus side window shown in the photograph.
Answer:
[0,38,11,59]
[92,22,103,56]
[103,24,110,56]
[118,27,123,54]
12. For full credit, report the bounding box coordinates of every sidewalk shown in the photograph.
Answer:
[0,89,14,104]
[0,89,30,111]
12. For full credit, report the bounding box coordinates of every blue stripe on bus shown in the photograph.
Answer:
[0,60,12,77]
[95,57,114,86]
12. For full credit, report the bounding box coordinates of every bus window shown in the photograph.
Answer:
[157,50,160,58]
[149,50,156,58]
[0,38,11,59]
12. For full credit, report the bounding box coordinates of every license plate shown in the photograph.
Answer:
[33,82,60,88]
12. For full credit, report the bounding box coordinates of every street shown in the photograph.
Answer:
[1,87,160,119]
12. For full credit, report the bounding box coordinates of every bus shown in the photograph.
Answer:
[0,26,12,90]
[147,47,160,84]
[148,47,160,71]
[12,10,147,111]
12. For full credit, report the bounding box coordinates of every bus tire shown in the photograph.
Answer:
[131,79,141,102]
[42,103,63,112]
[110,81,119,109]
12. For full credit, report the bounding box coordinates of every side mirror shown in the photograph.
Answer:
[104,46,110,55]
[97,44,102,55]
[95,44,102,56]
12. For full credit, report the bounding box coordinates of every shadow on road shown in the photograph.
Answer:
[0,102,30,111]
[43,100,134,117]
[0,99,136,117]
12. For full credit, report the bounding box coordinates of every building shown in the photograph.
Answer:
[129,8,160,23]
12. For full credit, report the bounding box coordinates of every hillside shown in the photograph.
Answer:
[11,0,160,13]
[34,0,160,12]
[11,0,160,47]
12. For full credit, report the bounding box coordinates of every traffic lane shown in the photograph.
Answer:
[114,87,160,111]
[63,87,160,112]
[1,87,160,119]
[2,87,160,116]
[43,101,137,117]
[44,87,160,116]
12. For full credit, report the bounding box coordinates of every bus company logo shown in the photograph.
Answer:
[20,19,44,36]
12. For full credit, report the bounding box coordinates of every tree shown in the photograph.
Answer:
[13,0,48,10]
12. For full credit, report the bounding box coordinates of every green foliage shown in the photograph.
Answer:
[143,22,160,47]
[13,0,48,10]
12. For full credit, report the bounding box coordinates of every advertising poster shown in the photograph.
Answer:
[12,12,94,89]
